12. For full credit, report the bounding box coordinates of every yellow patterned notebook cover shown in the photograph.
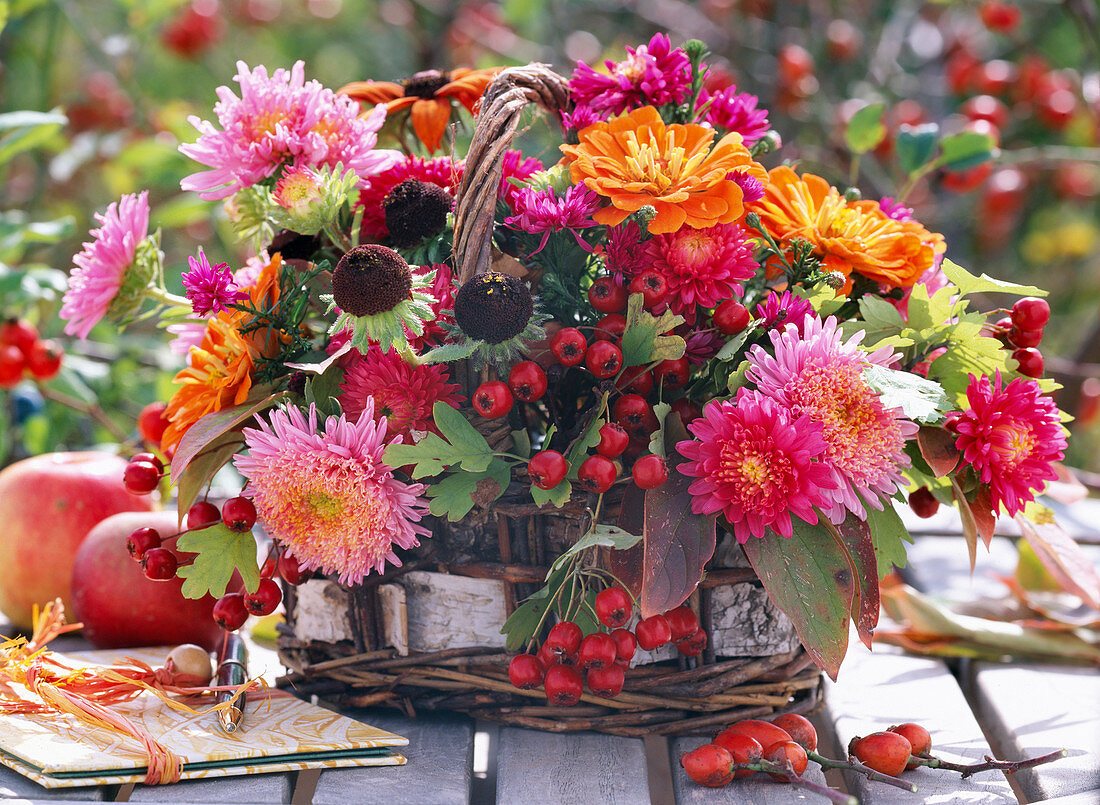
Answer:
[0,647,407,788]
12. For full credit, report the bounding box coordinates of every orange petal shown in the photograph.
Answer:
[339,81,404,105]
[409,98,453,153]
[646,202,688,234]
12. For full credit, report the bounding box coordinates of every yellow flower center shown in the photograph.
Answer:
[992,421,1036,471]
[622,129,707,191]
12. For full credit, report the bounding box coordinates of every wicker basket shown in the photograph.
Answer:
[275,65,823,737]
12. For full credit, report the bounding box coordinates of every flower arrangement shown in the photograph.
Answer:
[60,35,1080,686]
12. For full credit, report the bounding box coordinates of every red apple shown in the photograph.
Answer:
[71,510,224,650]
[0,452,155,629]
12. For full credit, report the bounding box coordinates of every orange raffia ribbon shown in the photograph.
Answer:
[0,600,263,785]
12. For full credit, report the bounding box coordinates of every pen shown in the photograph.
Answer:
[214,631,248,734]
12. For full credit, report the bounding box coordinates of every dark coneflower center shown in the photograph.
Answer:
[401,70,450,99]
[383,180,451,248]
[453,271,534,344]
[331,244,413,317]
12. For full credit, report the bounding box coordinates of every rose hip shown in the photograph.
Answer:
[889,722,932,768]
[680,743,734,788]
[764,740,808,781]
[771,714,818,752]
[849,731,913,777]
[713,731,762,778]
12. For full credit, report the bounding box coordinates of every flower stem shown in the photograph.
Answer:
[732,760,857,804]
[808,750,917,792]
[323,222,353,254]
[907,749,1067,779]
[146,285,192,311]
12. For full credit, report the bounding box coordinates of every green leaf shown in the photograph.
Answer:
[564,398,607,477]
[742,520,856,680]
[530,478,573,508]
[176,523,261,599]
[647,402,672,458]
[548,524,643,578]
[715,320,762,361]
[501,562,571,651]
[421,340,478,364]
[895,123,940,175]
[824,514,880,650]
[930,320,1015,398]
[937,130,997,171]
[0,109,66,166]
[171,394,284,485]
[845,103,886,154]
[620,293,685,367]
[510,429,531,459]
[426,458,511,521]
[939,259,1046,299]
[865,503,912,579]
[863,364,953,425]
[175,432,246,524]
[384,402,494,477]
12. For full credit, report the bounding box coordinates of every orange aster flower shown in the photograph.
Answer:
[749,166,945,290]
[161,255,285,452]
[560,105,767,235]
[340,68,500,153]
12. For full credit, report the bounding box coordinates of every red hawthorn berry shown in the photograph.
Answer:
[544,664,584,706]
[712,300,751,335]
[0,318,38,355]
[665,605,701,643]
[212,592,249,631]
[676,629,707,657]
[550,327,588,367]
[25,339,63,380]
[527,450,568,489]
[588,276,628,314]
[594,587,633,628]
[593,313,627,342]
[508,361,548,402]
[586,663,625,698]
[628,270,669,309]
[635,614,672,651]
[585,340,623,379]
[1008,327,1043,349]
[980,0,1022,33]
[908,487,940,518]
[632,454,668,490]
[124,461,161,495]
[1011,297,1050,330]
[578,632,618,669]
[577,454,617,493]
[137,401,170,446]
[473,380,514,418]
[595,422,631,458]
[545,620,583,656]
[508,654,545,689]
[141,547,179,581]
[243,577,283,615]
[1012,347,1044,377]
[610,628,637,662]
[654,357,690,390]
[0,346,25,389]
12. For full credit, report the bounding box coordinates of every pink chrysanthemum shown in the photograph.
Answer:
[676,389,837,542]
[505,184,601,254]
[233,402,430,584]
[700,87,770,146]
[747,316,918,521]
[61,191,151,340]
[728,169,766,204]
[601,221,648,284]
[561,104,608,133]
[338,345,463,438]
[878,196,914,222]
[180,61,399,200]
[357,156,463,240]
[646,223,758,315]
[273,165,323,213]
[411,263,456,351]
[499,149,543,208]
[685,329,726,366]
[949,372,1066,517]
[754,290,815,335]
[182,249,247,316]
[167,322,208,359]
[569,33,692,116]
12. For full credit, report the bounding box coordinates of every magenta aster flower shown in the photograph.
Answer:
[754,290,815,335]
[166,322,208,359]
[357,155,463,240]
[182,249,247,316]
[499,149,543,208]
[878,196,914,222]
[61,191,151,340]
[949,372,1066,517]
[747,316,918,522]
[700,87,770,146]
[676,389,836,542]
[569,33,692,116]
[685,329,726,365]
[505,184,601,254]
[338,345,463,439]
[411,262,456,351]
[646,223,758,315]
[601,221,648,283]
[728,169,766,204]
[560,104,607,133]
[180,61,400,200]
[234,402,431,584]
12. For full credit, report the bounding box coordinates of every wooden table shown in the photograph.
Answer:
[2,503,1098,804]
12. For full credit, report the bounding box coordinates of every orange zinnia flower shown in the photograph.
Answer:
[560,106,767,235]
[340,68,500,153]
[749,166,945,290]
[161,255,286,452]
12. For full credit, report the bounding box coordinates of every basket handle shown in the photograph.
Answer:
[452,64,571,285]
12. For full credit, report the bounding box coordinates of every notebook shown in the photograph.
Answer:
[0,646,407,788]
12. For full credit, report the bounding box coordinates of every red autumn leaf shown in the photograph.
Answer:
[825,514,880,650]
[917,426,961,478]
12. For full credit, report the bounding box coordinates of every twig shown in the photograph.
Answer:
[732,759,858,804]
[908,748,1068,778]
[809,750,917,792]
[39,385,131,444]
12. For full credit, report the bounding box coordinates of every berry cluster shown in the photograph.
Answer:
[0,318,64,389]
[850,724,933,776]
[682,715,817,788]
[508,591,708,706]
[991,296,1051,378]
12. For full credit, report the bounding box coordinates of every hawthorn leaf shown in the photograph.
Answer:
[384,402,493,477]
[937,130,997,171]
[845,103,886,154]
[865,502,913,578]
[940,259,1046,300]
[620,293,685,367]
[176,523,261,599]
[549,524,643,578]
[171,393,284,484]
[530,478,572,508]
[427,458,511,521]
[864,365,953,425]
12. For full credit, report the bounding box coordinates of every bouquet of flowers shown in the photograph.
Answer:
[60,35,1084,697]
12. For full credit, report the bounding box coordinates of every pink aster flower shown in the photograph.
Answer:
[700,87,770,146]
[601,220,648,284]
[167,322,208,360]
[233,402,431,584]
[411,262,456,351]
[561,104,608,133]
[754,290,815,335]
[676,389,837,542]
[948,372,1066,517]
[505,184,601,254]
[747,316,918,522]
[646,223,758,315]
[61,191,151,340]
[878,196,914,222]
[357,156,463,240]
[180,61,400,200]
[728,169,766,204]
[685,329,726,365]
[499,149,543,208]
[182,249,247,316]
[569,33,692,116]
[338,345,463,439]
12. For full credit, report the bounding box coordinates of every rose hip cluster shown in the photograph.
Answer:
[990,296,1050,379]
[0,318,64,389]
[508,590,707,706]
[681,715,819,788]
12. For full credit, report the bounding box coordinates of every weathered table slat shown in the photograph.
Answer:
[128,772,293,803]
[0,766,105,801]
[495,727,649,804]
[903,536,1019,600]
[823,644,1018,804]
[312,710,473,805]
[970,662,1100,802]
[669,735,830,804]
